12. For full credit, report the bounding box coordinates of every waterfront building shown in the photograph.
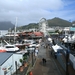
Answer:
[0,52,23,75]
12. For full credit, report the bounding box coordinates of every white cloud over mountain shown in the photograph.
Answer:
[0,0,75,26]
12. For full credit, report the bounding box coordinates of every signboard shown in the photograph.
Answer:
[70,27,75,31]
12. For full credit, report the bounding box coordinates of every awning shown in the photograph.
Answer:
[52,44,63,52]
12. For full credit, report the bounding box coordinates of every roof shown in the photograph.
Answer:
[34,32,44,36]
[0,53,13,66]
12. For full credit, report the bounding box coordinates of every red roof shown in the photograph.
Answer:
[28,32,33,35]
[18,32,32,35]
[34,32,44,36]
[18,32,44,37]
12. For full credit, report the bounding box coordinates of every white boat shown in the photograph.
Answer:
[1,40,20,52]
[4,44,19,51]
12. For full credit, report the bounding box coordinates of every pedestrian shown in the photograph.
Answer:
[35,47,39,55]
[42,58,46,65]
[29,71,33,75]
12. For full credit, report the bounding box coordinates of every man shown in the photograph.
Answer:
[35,47,39,56]
[42,58,46,65]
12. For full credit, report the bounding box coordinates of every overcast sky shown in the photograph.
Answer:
[0,0,75,26]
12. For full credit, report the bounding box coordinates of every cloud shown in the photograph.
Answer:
[0,0,75,26]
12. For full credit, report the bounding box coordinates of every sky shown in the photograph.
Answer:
[0,0,75,26]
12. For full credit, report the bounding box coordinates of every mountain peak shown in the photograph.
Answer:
[47,17,72,27]
[0,21,15,30]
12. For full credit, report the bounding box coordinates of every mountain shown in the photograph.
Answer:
[47,17,72,27]
[18,17,72,30]
[18,23,38,30]
[0,21,15,30]
[72,21,75,24]
[0,17,73,30]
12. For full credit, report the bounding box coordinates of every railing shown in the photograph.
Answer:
[57,53,66,71]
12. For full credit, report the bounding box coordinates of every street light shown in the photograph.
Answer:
[27,46,35,67]
[32,50,34,67]
[31,47,35,67]
[15,61,17,75]
[66,50,69,75]
[66,35,70,75]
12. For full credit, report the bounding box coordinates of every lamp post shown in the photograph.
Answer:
[32,50,34,67]
[66,50,69,75]
[15,61,17,75]
[31,47,35,67]
[66,34,69,75]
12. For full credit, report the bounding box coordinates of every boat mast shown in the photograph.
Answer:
[14,17,17,43]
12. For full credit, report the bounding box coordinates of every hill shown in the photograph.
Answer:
[0,21,15,30]
[19,23,38,30]
[0,17,73,30]
[18,17,72,30]
[47,17,72,27]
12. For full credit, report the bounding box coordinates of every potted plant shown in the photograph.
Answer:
[23,56,28,67]
[20,59,23,63]
[19,59,23,72]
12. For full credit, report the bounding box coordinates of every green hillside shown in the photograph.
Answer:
[18,17,72,30]
[48,17,72,27]
[20,23,38,30]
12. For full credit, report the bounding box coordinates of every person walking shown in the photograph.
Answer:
[42,58,46,65]
[35,47,39,57]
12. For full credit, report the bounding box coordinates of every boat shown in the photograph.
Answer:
[4,44,19,52]
[3,40,19,52]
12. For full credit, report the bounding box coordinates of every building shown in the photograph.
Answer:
[0,52,23,75]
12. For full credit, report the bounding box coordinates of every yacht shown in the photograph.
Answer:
[2,40,19,52]
[4,44,19,52]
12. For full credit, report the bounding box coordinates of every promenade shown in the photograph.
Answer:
[31,42,65,75]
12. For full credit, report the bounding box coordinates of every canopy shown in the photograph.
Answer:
[52,44,63,52]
